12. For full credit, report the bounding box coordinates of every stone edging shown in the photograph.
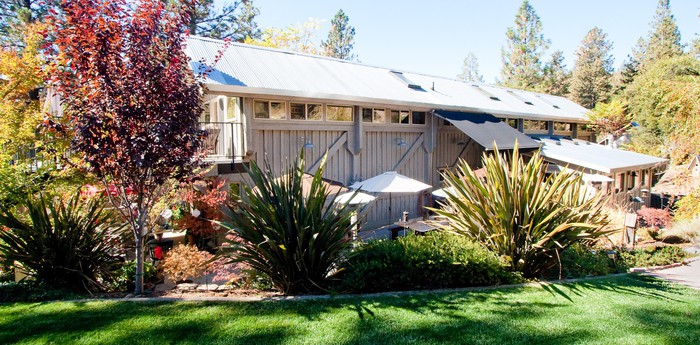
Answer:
[628,256,699,273]
[77,273,630,303]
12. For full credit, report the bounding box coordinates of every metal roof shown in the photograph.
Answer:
[184,36,589,122]
[536,138,667,174]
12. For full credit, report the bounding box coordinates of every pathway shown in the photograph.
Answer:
[646,254,700,290]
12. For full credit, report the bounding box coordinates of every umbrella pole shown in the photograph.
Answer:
[389,193,392,221]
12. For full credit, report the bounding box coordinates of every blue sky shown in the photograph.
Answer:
[245,0,698,83]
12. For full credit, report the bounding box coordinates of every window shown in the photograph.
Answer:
[200,102,211,123]
[226,97,241,121]
[390,110,410,124]
[327,105,353,122]
[553,122,572,132]
[412,111,426,125]
[362,108,385,123]
[254,100,286,120]
[504,118,517,129]
[524,120,549,131]
[290,103,322,121]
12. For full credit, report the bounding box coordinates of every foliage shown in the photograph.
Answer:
[555,244,617,279]
[0,21,45,160]
[643,0,684,65]
[0,0,50,47]
[433,143,611,278]
[245,18,322,55]
[0,280,84,303]
[162,244,214,283]
[176,0,261,41]
[339,232,517,293]
[622,126,664,157]
[175,178,231,239]
[674,187,700,221]
[219,152,355,294]
[636,206,672,229]
[618,245,688,268]
[456,52,484,83]
[538,50,570,96]
[113,260,157,292]
[587,98,631,142]
[47,0,205,294]
[661,217,700,243]
[570,27,614,109]
[320,9,356,60]
[500,0,549,91]
[625,55,700,163]
[0,191,125,292]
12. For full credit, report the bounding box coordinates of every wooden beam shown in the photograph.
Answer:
[392,134,424,171]
[307,132,348,174]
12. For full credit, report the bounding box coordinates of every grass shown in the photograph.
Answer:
[1,275,699,345]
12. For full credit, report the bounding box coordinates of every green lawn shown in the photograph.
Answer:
[1,275,699,345]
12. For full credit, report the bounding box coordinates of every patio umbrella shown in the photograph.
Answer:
[334,191,376,205]
[431,187,456,199]
[349,171,431,220]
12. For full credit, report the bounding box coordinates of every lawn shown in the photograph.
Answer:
[1,275,698,345]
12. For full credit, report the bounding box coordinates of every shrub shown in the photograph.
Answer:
[637,207,671,229]
[162,244,213,283]
[674,188,700,221]
[0,280,84,303]
[0,191,125,292]
[619,245,689,268]
[113,260,157,292]
[554,244,617,279]
[339,232,517,293]
[434,143,611,278]
[661,218,700,244]
[219,152,355,294]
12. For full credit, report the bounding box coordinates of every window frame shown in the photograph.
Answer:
[253,99,287,120]
[326,104,354,122]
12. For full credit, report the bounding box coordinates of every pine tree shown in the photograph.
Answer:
[570,27,614,109]
[538,50,570,96]
[645,0,683,62]
[232,0,261,42]
[500,0,550,91]
[456,52,484,83]
[321,9,356,60]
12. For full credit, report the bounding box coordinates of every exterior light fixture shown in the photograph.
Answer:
[394,138,408,147]
[300,136,314,149]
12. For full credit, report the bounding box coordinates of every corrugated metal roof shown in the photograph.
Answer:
[537,138,667,174]
[184,36,589,122]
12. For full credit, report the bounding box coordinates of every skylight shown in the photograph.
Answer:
[472,85,501,101]
[390,71,423,90]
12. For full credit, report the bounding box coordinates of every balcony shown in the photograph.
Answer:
[199,121,246,162]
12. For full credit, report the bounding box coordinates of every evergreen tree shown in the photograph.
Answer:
[500,0,550,91]
[0,0,51,47]
[178,0,261,41]
[570,27,614,109]
[456,52,484,83]
[538,50,570,96]
[645,0,683,62]
[232,0,261,42]
[321,9,356,60]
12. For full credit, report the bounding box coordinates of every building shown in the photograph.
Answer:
[181,36,666,227]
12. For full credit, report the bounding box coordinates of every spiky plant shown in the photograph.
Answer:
[219,153,355,294]
[434,143,611,278]
[0,192,125,291]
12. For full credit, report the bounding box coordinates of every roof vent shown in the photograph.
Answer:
[390,71,423,90]
[552,105,560,109]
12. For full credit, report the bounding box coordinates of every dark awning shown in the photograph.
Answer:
[433,110,540,151]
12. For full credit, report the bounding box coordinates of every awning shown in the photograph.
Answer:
[433,110,540,151]
[537,138,667,174]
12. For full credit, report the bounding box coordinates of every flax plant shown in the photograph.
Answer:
[219,152,356,294]
[434,143,611,278]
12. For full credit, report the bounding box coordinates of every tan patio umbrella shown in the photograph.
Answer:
[349,171,431,221]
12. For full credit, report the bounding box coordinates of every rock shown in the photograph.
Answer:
[217,284,235,291]
[197,284,219,291]
[155,280,177,291]
[177,283,198,291]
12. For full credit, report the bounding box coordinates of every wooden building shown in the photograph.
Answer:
[183,36,666,227]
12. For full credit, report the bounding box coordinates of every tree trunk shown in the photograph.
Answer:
[134,235,144,295]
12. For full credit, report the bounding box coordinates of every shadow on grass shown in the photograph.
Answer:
[0,275,697,345]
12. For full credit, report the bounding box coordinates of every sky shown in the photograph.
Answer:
[240,0,699,83]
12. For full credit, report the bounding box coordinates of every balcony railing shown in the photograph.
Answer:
[199,121,246,161]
